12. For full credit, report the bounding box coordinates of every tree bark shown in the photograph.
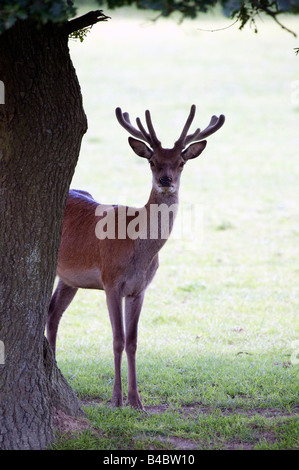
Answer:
[0,19,87,449]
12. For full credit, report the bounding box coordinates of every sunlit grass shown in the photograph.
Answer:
[53,4,299,449]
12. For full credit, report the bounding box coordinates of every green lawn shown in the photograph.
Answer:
[52,4,298,450]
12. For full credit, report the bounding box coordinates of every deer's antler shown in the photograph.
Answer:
[116,105,225,152]
[175,105,225,149]
[115,107,161,149]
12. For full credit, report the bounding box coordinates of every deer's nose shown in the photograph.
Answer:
[159,176,172,187]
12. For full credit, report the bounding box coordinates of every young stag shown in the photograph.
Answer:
[47,105,225,410]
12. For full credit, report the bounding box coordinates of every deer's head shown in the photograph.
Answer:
[116,105,225,194]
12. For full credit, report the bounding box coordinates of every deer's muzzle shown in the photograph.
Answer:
[159,176,172,187]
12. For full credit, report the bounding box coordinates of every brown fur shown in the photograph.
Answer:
[47,106,224,410]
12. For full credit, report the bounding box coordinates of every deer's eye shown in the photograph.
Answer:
[149,160,155,168]
[179,161,185,168]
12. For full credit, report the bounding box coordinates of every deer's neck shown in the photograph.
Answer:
[146,187,179,208]
[137,187,179,256]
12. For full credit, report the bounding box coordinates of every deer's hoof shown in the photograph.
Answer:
[127,393,145,412]
[111,393,123,408]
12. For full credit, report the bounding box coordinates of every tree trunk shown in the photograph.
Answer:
[0,20,87,449]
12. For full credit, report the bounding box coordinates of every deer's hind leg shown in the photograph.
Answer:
[47,278,78,356]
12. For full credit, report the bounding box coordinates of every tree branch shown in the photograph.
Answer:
[66,10,110,35]
[251,0,297,37]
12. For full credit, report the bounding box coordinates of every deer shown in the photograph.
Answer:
[46,104,225,410]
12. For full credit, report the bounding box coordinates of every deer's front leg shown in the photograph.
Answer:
[106,289,125,407]
[125,292,145,410]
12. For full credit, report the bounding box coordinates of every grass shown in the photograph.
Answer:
[51,4,298,450]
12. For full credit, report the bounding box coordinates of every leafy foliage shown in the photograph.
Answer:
[1,0,299,36]
[0,0,76,33]
[95,0,299,24]
[225,1,299,35]
[69,24,93,42]
[96,0,217,18]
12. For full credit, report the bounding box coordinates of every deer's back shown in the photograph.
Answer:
[56,190,158,295]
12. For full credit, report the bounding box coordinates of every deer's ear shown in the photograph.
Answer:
[182,141,207,160]
[128,137,153,160]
